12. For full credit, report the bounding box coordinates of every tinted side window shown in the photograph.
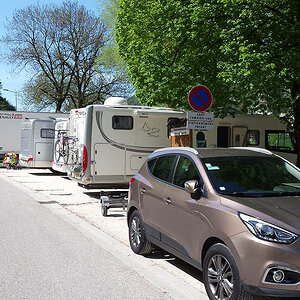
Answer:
[152,155,176,182]
[147,158,156,173]
[173,156,200,188]
[112,116,133,130]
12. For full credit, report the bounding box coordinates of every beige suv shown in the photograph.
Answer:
[127,147,300,300]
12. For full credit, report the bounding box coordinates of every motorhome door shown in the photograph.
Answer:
[34,127,55,163]
[232,126,248,147]
[217,126,231,147]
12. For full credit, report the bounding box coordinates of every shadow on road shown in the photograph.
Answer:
[146,249,203,283]
[84,191,100,199]
[29,172,62,177]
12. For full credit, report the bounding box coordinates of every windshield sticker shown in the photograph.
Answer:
[219,187,226,191]
[205,163,220,171]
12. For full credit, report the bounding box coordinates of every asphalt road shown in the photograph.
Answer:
[0,176,173,300]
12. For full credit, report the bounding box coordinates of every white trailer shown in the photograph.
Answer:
[19,118,66,169]
[0,110,67,161]
[67,98,185,189]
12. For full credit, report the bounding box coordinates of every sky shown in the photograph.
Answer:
[0,0,102,111]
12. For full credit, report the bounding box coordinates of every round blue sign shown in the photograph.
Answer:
[188,85,213,112]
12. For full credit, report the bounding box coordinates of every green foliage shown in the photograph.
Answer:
[0,81,16,110]
[117,0,299,121]
[98,0,134,98]
[0,96,16,111]
[117,0,230,109]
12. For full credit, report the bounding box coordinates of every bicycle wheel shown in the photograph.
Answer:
[54,140,61,163]
[62,140,69,164]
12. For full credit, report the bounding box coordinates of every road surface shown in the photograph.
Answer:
[0,176,173,299]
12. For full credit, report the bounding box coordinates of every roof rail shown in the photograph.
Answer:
[230,147,273,155]
[153,147,198,155]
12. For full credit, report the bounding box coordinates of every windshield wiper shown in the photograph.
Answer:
[219,191,260,197]
[272,191,300,197]
[220,191,300,197]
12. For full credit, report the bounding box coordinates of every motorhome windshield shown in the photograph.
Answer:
[202,156,300,197]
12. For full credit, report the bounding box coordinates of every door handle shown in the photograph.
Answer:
[140,188,146,195]
[163,197,172,204]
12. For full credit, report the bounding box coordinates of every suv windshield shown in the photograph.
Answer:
[202,156,300,197]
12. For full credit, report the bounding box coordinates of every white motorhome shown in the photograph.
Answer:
[67,98,186,189]
[0,111,67,161]
[19,118,63,168]
[189,114,296,164]
[52,119,70,173]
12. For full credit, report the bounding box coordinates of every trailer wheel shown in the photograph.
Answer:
[101,201,108,216]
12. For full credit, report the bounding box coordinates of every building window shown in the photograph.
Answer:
[112,116,133,130]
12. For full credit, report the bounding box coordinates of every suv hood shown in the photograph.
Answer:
[220,195,300,232]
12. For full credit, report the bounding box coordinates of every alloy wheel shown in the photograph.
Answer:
[130,216,142,248]
[207,254,234,300]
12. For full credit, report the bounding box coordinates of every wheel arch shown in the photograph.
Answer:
[201,237,226,267]
[127,205,138,226]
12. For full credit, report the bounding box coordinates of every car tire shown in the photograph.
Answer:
[203,243,254,300]
[128,210,152,255]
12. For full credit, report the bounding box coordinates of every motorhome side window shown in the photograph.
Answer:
[247,130,259,146]
[265,130,295,153]
[40,128,55,139]
[112,116,133,130]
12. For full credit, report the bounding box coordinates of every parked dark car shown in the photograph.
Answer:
[127,147,300,300]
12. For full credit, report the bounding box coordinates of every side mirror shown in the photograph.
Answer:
[184,180,202,200]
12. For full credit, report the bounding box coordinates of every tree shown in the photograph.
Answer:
[0,96,16,111]
[98,0,134,99]
[3,1,128,111]
[0,82,16,111]
[117,0,300,164]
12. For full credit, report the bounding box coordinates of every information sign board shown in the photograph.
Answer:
[187,112,214,130]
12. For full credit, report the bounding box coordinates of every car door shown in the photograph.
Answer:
[160,155,211,260]
[139,155,177,240]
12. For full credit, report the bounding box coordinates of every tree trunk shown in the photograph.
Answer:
[292,81,300,167]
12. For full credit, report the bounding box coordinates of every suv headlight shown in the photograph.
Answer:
[239,213,298,244]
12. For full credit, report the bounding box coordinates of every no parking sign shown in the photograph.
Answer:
[188,85,213,112]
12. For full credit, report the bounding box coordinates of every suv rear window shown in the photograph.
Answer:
[151,155,176,182]
[147,158,156,173]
